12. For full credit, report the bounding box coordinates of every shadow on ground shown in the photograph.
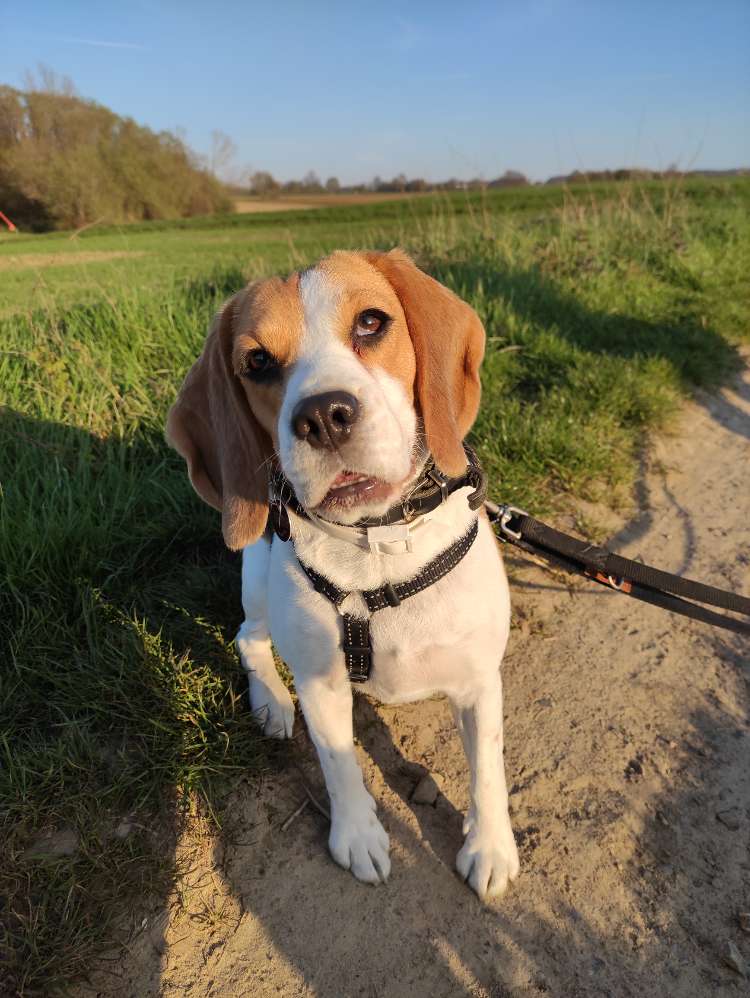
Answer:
[147,664,749,998]
[1,406,289,995]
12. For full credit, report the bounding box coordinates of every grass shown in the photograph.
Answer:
[2,177,745,316]
[1,177,749,994]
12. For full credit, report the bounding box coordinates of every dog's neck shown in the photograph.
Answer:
[269,445,485,545]
[285,486,480,594]
[301,499,453,555]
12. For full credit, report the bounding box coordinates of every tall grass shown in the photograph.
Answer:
[1,181,749,993]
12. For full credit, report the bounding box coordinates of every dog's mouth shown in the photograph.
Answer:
[319,470,396,510]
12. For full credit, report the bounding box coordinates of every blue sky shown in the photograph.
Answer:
[3,1,749,184]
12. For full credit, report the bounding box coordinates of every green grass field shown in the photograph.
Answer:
[2,178,749,994]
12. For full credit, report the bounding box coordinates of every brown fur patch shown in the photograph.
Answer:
[315,251,417,400]
[231,275,304,443]
[363,250,485,477]
[166,291,274,550]
[232,274,303,369]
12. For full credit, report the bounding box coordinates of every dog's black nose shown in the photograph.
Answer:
[292,391,360,450]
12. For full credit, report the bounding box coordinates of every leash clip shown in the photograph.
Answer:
[583,568,634,594]
[495,504,528,542]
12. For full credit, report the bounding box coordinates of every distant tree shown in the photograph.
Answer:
[23,63,76,97]
[302,170,322,192]
[325,176,340,193]
[405,178,428,192]
[249,170,280,196]
[0,84,230,229]
[488,170,529,188]
[209,129,238,179]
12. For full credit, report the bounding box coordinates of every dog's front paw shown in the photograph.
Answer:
[248,677,295,739]
[456,824,520,900]
[329,795,390,884]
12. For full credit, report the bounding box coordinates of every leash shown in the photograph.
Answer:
[487,502,750,637]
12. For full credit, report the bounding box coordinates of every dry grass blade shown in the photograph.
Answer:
[281,798,310,831]
[300,783,331,822]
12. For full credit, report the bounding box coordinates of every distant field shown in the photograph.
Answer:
[233,191,425,212]
[2,177,748,316]
[2,175,749,994]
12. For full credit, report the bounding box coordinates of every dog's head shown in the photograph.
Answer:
[167,249,485,549]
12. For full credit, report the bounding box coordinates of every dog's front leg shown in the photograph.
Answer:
[295,674,390,884]
[450,675,519,900]
[236,539,295,739]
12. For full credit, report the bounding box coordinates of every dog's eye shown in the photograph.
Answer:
[354,309,391,343]
[248,349,274,371]
[242,348,279,380]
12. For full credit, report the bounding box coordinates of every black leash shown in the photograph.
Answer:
[487,502,750,637]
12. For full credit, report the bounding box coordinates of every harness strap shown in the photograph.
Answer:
[297,518,480,682]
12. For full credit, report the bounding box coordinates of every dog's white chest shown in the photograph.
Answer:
[267,515,511,705]
[359,634,464,704]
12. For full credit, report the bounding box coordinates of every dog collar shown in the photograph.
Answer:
[268,444,487,554]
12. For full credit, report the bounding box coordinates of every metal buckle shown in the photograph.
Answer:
[496,504,528,542]
[427,468,449,504]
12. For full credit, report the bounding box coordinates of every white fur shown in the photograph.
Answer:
[236,267,519,900]
[277,268,417,520]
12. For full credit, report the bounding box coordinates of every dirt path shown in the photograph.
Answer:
[105,362,749,997]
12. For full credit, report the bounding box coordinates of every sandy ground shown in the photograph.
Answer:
[92,361,749,997]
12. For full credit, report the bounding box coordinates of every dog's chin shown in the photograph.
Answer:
[314,472,400,524]
[287,463,417,525]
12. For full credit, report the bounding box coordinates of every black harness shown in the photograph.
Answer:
[268,448,487,682]
[298,520,479,682]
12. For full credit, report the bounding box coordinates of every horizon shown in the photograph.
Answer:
[3,0,749,186]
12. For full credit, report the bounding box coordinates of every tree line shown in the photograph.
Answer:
[243,169,530,197]
[242,165,745,199]
[0,83,230,231]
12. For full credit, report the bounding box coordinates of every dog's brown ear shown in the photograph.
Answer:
[365,249,485,476]
[166,292,270,549]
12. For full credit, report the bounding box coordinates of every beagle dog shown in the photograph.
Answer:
[167,250,519,900]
